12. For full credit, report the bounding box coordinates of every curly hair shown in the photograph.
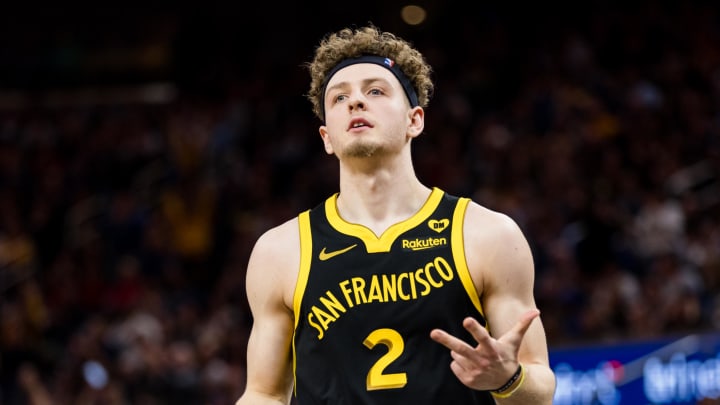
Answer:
[306,25,434,121]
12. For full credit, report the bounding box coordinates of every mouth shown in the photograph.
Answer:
[348,118,372,131]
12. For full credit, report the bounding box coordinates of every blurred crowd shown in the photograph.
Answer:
[2,2,720,404]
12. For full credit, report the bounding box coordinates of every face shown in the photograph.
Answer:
[319,63,424,159]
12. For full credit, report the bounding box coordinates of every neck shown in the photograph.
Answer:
[335,156,431,236]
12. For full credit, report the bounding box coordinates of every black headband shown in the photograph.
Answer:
[321,55,419,121]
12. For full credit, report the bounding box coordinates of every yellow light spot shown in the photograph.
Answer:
[401,5,427,26]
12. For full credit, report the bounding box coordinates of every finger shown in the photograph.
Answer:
[451,349,488,370]
[432,331,476,375]
[430,329,473,353]
[450,359,469,380]
[501,309,540,348]
[462,317,493,350]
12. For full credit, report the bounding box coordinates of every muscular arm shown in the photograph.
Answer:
[235,220,299,405]
[475,206,556,403]
[431,202,556,404]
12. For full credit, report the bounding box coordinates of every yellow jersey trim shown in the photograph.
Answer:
[324,187,445,253]
[451,198,486,321]
[292,210,313,392]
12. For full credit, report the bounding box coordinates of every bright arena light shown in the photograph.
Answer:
[401,5,427,26]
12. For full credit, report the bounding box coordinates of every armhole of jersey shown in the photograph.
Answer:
[451,198,486,323]
[292,210,312,394]
[293,210,312,326]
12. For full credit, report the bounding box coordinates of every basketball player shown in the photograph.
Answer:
[235,25,556,404]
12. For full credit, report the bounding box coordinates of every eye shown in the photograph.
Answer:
[334,94,348,103]
[368,88,384,96]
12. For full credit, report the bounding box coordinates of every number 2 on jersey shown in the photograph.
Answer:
[363,328,408,391]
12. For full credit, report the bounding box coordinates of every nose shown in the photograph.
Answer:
[348,90,366,112]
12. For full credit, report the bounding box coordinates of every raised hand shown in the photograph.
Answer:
[429,309,540,391]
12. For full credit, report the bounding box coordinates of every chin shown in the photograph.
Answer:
[344,143,382,158]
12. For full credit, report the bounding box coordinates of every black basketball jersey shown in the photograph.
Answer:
[292,188,495,405]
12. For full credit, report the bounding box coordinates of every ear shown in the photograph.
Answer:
[407,106,425,139]
[319,125,334,155]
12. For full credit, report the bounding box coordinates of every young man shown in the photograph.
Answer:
[236,25,556,404]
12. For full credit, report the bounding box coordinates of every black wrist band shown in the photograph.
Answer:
[491,364,523,394]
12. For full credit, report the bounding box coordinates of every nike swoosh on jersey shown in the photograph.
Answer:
[318,244,358,261]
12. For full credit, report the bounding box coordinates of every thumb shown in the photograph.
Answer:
[500,309,540,348]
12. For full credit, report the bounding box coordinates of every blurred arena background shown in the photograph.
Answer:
[1,1,719,404]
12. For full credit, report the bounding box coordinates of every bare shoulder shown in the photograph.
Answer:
[463,200,534,293]
[246,216,302,308]
[251,216,301,260]
[463,201,528,251]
